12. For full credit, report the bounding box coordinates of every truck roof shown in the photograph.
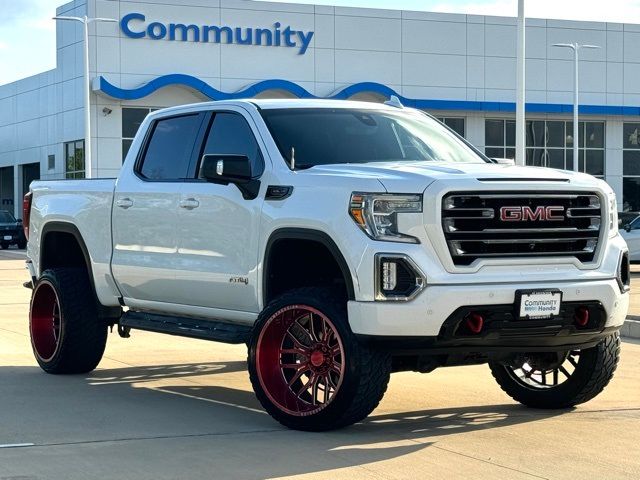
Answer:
[151,98,403,117]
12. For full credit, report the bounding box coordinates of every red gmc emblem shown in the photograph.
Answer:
[499,206,565,221]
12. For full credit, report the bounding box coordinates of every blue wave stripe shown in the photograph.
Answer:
[95,74,640,116]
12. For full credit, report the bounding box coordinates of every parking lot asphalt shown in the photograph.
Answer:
[1,248,639,480]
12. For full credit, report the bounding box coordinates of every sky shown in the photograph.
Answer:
[1,0,639,86]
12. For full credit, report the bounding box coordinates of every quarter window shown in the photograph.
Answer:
[138,114,203,181]
[199,112,264,177]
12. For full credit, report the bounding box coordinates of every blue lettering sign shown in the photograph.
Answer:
[120,12,314,55]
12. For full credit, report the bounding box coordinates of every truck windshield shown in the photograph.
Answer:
[0,211,16,223]
[260,108,488,168]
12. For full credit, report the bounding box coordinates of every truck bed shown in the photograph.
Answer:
[28,178,119,306]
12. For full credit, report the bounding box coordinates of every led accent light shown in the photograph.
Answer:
[382,261,397,291]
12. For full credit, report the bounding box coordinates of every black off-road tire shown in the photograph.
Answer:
[17,240,26,250]
[0,243,7,249]
[248,288,391,431]
[30,268,107,374]
[489,333,620,409]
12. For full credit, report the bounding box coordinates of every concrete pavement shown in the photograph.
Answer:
[1,249,639,479]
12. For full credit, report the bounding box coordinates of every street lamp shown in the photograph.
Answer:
[552,42,600,172]
[53,15,117,179]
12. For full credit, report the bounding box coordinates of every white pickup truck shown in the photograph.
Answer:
[24,99,630,431]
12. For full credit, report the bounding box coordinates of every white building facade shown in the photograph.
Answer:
[1,0,640,217]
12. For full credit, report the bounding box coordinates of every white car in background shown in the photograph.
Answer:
[621,216,640,262]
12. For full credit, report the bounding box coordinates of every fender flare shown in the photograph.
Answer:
[263,228,356,303]
[40,221,95,291]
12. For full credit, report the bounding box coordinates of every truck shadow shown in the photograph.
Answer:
[0,361,573,479]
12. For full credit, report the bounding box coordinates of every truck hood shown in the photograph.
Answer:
[302,161,605,193]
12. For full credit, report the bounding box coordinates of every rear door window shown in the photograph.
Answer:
[138,114,204,180]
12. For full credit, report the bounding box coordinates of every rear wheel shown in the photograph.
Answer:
[248,288,391,431]
[17,240,26,249]
[0,243,7,249]
[489,333,620,409]
[30,268,107,374]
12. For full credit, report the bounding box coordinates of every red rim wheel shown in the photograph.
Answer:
[30,280,63,362]
[255,305,346,417]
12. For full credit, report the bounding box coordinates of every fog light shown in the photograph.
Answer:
[375,254,426,301]
[617,251,631,293]
[382,261,397,291]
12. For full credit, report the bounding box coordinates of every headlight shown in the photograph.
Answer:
[608,193,618,238]
[349,193,422,243]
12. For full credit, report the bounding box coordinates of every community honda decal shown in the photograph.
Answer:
[120,13,315,55]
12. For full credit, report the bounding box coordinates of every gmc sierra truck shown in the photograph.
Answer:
[23,99,630,431]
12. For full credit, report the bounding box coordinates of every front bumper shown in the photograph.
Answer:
[347,277,628,339]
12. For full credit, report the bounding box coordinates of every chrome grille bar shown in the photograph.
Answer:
[441,191,603,266]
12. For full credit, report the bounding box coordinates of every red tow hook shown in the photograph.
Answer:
[464,313,485,334]
[574,307,590,327]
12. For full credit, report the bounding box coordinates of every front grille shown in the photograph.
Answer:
[442,191,602,266]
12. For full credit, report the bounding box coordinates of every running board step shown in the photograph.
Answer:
[119,311,252,344]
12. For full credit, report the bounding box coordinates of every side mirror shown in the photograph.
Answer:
[624,224,632,232]
[16,218,22,224]
[200,154,260,200]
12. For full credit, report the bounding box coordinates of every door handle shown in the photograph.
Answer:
[179,198,200,210]
[116,198,134,209]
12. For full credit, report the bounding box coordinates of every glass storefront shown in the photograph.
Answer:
[623,122,640,212]
[485,119,605,177]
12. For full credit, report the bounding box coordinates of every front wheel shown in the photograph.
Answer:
[489,333,620,409]
[248,288,391,431]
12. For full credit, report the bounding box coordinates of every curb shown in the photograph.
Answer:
[621,317,640,340]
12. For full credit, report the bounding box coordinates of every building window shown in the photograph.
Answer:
[623,122,640,212]
[484,119,605,177]
[64,140,85,179]
[485,119,516,159]
[122,107,154,162]
[47,154,55,171]
[436,117,465,138]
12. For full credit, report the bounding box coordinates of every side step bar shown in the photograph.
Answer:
[119,311,252,344]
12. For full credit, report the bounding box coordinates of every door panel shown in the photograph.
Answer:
[111,181,181,302]
[175,110,266,313]
[111,112,205,304]
[176,182,263,311]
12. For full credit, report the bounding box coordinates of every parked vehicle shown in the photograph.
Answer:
[0,210,26,249]
[621,215,640,262]
[23,99,630,431]
[618,211,638,229]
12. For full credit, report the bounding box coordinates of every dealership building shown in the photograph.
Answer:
[1,0,640,217]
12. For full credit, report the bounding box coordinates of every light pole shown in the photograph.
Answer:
[552,42,600,172]
[53,15,117,178]
[515,0,526,166]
